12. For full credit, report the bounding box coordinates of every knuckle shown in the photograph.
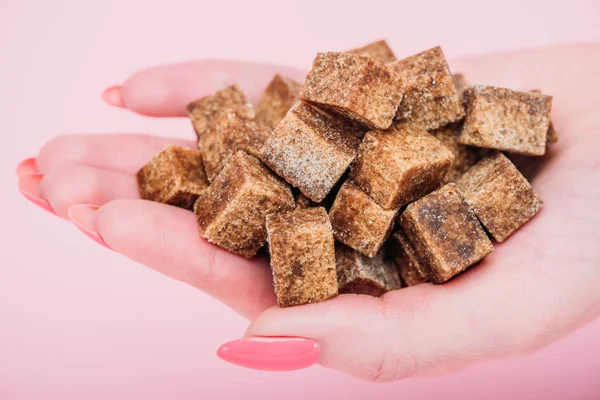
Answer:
[123,68,170,109]
[37,135,89,173]
[362,351,417,383]
[39,167,98,215]
[360,296,419,382]
[94,199,125,232]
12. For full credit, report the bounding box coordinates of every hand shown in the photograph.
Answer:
[17,44,600,381]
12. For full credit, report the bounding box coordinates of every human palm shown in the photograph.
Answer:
[17,44,600,381]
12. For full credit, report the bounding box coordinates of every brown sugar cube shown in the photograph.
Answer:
[186,84,255,139]
[531,89,558,145]
[300,52,404,130]
[456,152,543,242]
[388,230,430,286]
[399,183,493,284]
[198,112,272,181]
[137,145,208,210]
[329,180,397,257]
[347,39,397,64]
[336,243,401,297]
[194,151,294,258]
[432,124,481,183]
[350,123,454,209]
[299,170,348,211]
[255,74,303,129]
[266,207,338,307]
[389,47,465,131]
[452,73,470,100]
[458,85,552,156]
[260,102,361,202]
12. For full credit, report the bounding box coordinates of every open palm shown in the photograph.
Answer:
[17,44,600,381]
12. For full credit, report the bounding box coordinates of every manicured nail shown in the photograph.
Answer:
[16,158,37,178]
[18,173,56,215]
[217,337,319,371]
[67,204,111,250]
[102,85,125,108]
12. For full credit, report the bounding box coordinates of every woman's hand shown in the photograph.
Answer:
[17,44,600,381]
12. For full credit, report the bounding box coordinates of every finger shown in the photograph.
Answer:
[36,134,195,176]
[240,247,593,382]
[89,199,276,319]
[110,44,599,121]
[110,60,306,117]
[39,165,139,218]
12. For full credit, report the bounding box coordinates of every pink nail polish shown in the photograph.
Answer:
[67,204,111,250]
[217,337,319,371]
[102,85,125,108]
[16,158,37,178]
[18,173,57,215]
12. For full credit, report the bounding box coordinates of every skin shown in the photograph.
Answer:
[17,43,600,382]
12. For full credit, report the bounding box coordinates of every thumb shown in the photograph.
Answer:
[217,250,590,381]
[234,286,442,381]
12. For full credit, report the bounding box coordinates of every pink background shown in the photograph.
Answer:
[3,1,600,398]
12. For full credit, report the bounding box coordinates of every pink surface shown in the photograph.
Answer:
[2,1,600,399]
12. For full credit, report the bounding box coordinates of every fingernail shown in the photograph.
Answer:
[67,204,111,250]
[16,158,37,178]
[102,85,125,108]
[18,173,57,215]
[217,337,319,371]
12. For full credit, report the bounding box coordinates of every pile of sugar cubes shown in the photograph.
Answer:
[137,40,554,307]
